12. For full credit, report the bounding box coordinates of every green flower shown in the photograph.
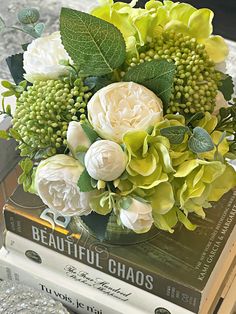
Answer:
[122,130,174,189]
[145,0,228,63]
[173,159,236,217]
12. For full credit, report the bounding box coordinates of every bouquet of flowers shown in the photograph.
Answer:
[1,1,236,241]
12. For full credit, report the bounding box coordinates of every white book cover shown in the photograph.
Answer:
[3,232,194,314]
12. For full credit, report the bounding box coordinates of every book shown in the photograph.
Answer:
[4,185,236,313]
[0,247,150,314]
[3,232,195,314]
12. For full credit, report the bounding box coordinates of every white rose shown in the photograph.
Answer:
[213,91,229,116]
[35,154,93,216]
[23,32,70,83]
[67,121,91,155]
[87,82,163,143]
[120,198,153,233]
[85,140,127,181]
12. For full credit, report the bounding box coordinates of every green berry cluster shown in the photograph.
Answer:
[13,78,92,158]
[127,31,222,114]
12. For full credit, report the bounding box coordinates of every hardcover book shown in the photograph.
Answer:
[3,233,194,314]
[3,185,236,313]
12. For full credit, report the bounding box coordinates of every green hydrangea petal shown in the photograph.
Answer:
[123,131,147,159]
[188,8,214,39]
[153,206,178,233]
[203,35,229,63]
[208,165,236,201]
[202,161,226,183]
[145,0,163,10]
[197,112,218,134]
[155,142,174,173]
[176,208,197,231]
[174,160,199,177]
[150,182,175,214]
[129,153,157,176]
[164,20,189,35]
[130,168,168,189]
[169,3,196,25]
[171,151,191,167]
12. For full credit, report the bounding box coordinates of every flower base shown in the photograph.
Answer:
[76,213,159,245]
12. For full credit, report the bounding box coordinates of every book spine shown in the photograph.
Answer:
[4,231,194,314]
[4,208,201,313]
[0,247,150,314]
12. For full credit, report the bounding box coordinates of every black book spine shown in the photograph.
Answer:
[4,209,201,313]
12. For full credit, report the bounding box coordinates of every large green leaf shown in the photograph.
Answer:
[60,8,126,76]
[219,74,234,101]
[123,59,176,107]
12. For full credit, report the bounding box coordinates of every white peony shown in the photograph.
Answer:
[85,140,127,181]
[120,198,154,233]
[35,154,93,216]
[23,31,70,83]
[87,82,163,143]
[213,90,229,116]
[67,121,91,155]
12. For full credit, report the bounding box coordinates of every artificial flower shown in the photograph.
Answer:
[67,121,91,156]
[173,159,233,217]
[87,82,163,143]
[35,154,93,216]
[84,140,127,181]
[120,198,153,233]
[123,129,174,189]
[23,32,70,83]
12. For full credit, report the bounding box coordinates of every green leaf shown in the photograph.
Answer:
[160,126,189,144]
[60,8,126,76]
[85,75,115,93]
[22,25,40,38]
[119,196,132,210]
[123,59,176,107]
[75,152,86,166]
[219,74,234,101]
[34,147,52,160]
[5,105,11,115]
[0,16,5,33]
[188,127,214,154]
[81,122,99,143]
[34,23,45,36]
[0,130,9,140]
[77,169,95,192]
[176,209,197,231]
[19,158,33,174]
[17,8,40,25]
[6,53,25,85]
[1,91,14,97]
[1,81,13,89]
[18,173,27,185]
[9,128,22,141]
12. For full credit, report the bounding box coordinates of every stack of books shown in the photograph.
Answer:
[0,185,236,314]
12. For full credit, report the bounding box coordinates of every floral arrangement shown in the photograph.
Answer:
[1,1,236,240]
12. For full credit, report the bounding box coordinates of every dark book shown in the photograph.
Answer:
[3,186,236,313]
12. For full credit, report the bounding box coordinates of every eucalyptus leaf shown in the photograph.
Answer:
[22,25,40,38]
[160,126,189,144]
[123,59,176,107]
[219,74,234,101]
[188,127,214,154]
[119,196,132,210]
[34,23,45,36]
[17,8,40,25]
[77,169,95,192]
[60,8,126,76]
